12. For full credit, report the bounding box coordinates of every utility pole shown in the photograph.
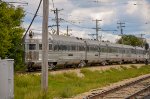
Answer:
[140,34,145,39]
[93,19,102,40]
[117,22,125,44]
[66,25,72,36]
[98,29,117,42]
[67,25,69,36]
[117,22,125,60]
[42,0,49,92]
[56,8,59,35]
[51,8,63,35]
[140,33,145,47]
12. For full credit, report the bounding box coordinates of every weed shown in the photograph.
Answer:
[15,65,150,99]
[130,65,138,69]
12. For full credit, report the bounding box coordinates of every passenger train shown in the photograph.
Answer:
[24,34,147,71]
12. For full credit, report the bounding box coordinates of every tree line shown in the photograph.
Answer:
[0,1,25,70]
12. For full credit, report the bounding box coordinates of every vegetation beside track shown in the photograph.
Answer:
[15,65,150,99]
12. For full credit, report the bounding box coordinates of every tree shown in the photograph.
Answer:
[0,1,25,70]
[116,35,146,47]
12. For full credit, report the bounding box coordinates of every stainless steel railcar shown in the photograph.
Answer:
[24,34,146,71]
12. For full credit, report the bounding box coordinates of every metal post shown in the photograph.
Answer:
[67,25,68,36]
[56,8,59,35]
[145,51,148,65]
[92,19,102,41]
[96,20,98,40]
[42,0,49,91]
[145,43,149,65]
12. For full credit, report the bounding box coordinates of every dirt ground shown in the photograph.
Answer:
[50,64,144,77]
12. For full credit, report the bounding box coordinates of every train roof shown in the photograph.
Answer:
[25,34,145,50]
[136,46,144,50]
[84,37,139,49]
[85,39,106,46]
[49,34,84,44]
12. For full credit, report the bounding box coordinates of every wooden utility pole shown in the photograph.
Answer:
[51,8,63,35]
[140,33,145,47]
[93,19,102,40]
[66,25,72,36]
[117,22,125,60]
[117,22,125,44]
[67,25,69,36]
[56,8,59,35]
[42,0,49,91]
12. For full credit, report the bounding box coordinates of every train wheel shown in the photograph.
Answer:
[27,63,33,72]
[101,61,106,66]
[78,61,86,68]
[118,61,123,65]
[48,63,56,70]
[27,67,32,72]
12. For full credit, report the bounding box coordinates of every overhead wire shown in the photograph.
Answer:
[22,0,42,42]
[63,19,93,30]
[26,11,54,19]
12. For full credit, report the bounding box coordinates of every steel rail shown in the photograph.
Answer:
[86,75,150,99]
[125,85,150,99]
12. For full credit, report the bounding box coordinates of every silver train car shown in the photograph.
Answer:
[24,34,146,71]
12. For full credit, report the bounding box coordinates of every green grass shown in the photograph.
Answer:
[15,65,150,99]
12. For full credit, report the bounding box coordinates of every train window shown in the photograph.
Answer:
[119,48,125,53]
[49,44,52,50]
[39,44,42,50]
[67,45,71,51]
[100,47,107,52]
[131,49,135,54]
[139,50,143,54]
[58,45,67,51]
[64,45,67,51]
[108,48,112,53]
[54,45,58,51]
[71,45,76,51]
[85,46,89,51]
[108,47,116,53]
[89,46,98,52]
[29,44,36,50]
[137,50,139,54]
[79,46,85,51]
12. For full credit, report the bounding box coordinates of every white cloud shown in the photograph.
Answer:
[101,32,121,43]
[4,0,150,44]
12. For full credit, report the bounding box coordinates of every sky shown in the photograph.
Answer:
[4,0,150,43]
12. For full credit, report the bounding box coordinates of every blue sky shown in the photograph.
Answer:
[4,0,150,43]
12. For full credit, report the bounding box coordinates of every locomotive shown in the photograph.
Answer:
[24,34,147,71]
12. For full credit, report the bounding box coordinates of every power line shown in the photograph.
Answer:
[22,0,42,42]
[26,11,53,19]
[63,19,93,30]
[5,1,28,5]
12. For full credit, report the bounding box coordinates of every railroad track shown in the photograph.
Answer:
[85,75,150,99]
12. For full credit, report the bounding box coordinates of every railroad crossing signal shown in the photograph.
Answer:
[145,43,149,50]
[29,30,34,38]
